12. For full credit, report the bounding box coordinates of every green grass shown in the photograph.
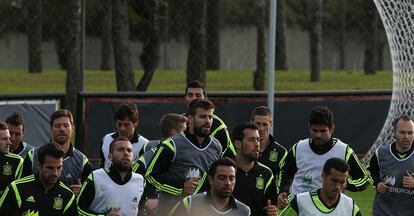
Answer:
[0,70,392,93]
[348,187,375,215]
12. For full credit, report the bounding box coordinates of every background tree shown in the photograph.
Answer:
[186,0,206,84]
[25,0,42,73]
[100,0,112,71]
[276,0,288,70]
[253,0,265,90]
[363,0,378,75]
[66,0,82,116]
[112,0,135,91]
[206,0,220,70]
[286,0,322,82]
[135,0,161,91]
[309,0,322,82]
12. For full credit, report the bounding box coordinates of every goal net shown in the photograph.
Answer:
[363,0,414,162]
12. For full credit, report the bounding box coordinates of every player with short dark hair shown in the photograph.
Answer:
[0,142,77,216]
[278,106,371,208]
[78,136,145,216]
[101,103,149,169]
[169,157,251,216]
[232,122,278,216]
[279,158,361,216]
[5,112,34,157]
[184,80,236,158]
[0,121,24,195]
[146,98,222,215]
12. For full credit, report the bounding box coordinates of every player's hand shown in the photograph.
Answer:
[263,199,278,216]
[403,171,414,188]
[183,177,200,195]
[70,179,82,195]
[376,181,389,193]
[277,192,288,209]
[106,208,121,216]
[145,199,159,216]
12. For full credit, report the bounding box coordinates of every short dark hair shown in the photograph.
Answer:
[188,98,215,116]
[160,113,187,138]
[309,106,334,128]
[232,122,258,143]
[5,112,25,130]
[208,157,237,177]
[392,115,414,131]
[109,136,130,153]
[251,106,272,120]
[0,121,8,130]
[50,109,74,128]
[323,157,349,175]
[115,103,139,123]
[37,143,65,165]
[185,80,207,97]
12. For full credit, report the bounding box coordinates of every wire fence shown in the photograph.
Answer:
[0,0,390,73]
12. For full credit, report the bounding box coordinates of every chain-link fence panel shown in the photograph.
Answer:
[0,0,392,74]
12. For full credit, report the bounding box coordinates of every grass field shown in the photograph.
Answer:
[348,187,375,215]
[0,70,393,93]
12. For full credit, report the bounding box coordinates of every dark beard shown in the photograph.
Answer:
[112,160,130,171]
[194,126,209,137]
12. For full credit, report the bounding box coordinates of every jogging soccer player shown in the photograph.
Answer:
[169,158,251,216]
[22,109,91,195]
[78,137,145,216]
[0,143,77,216]
[101,103,149,169]
[184,80,236,158]
[145,99,222,215]
[279,158,361,216]
[5,112,34,158]
[250,106,287,188]
[278,106,371,208]
[0,121,23,195]
[368,115,414,216]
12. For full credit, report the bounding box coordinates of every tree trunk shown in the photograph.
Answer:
[186,0,206,84]
[66,0,82,116]
[112,0,135,91]
[276,0,287,70]
[101,0,113,71]
[363,0,377,75]
[309,0,322,82]
[339,0,346,70]
[137,0,161,91]
[206,0,220,70]
[253,0,265,90]
[26,0,42,73]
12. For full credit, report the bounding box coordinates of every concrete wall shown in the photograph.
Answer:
[0,26,392,71]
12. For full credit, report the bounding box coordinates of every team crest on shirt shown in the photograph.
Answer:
[303,174,313,186]
[53,197,63,210]
[256,176,264,189]
[269,150,278,162]
[3,164,12,176]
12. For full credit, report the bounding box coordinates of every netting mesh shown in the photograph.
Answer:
[363,0,414,162]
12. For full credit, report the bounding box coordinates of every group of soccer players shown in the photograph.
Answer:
[0,80,413,216]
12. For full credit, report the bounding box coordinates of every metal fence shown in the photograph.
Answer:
[0,0,390,72]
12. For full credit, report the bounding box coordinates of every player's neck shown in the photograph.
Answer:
[210,191,230,210]
[235,156,254,172]
[319,189,339,208]
[260,139,269,152]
